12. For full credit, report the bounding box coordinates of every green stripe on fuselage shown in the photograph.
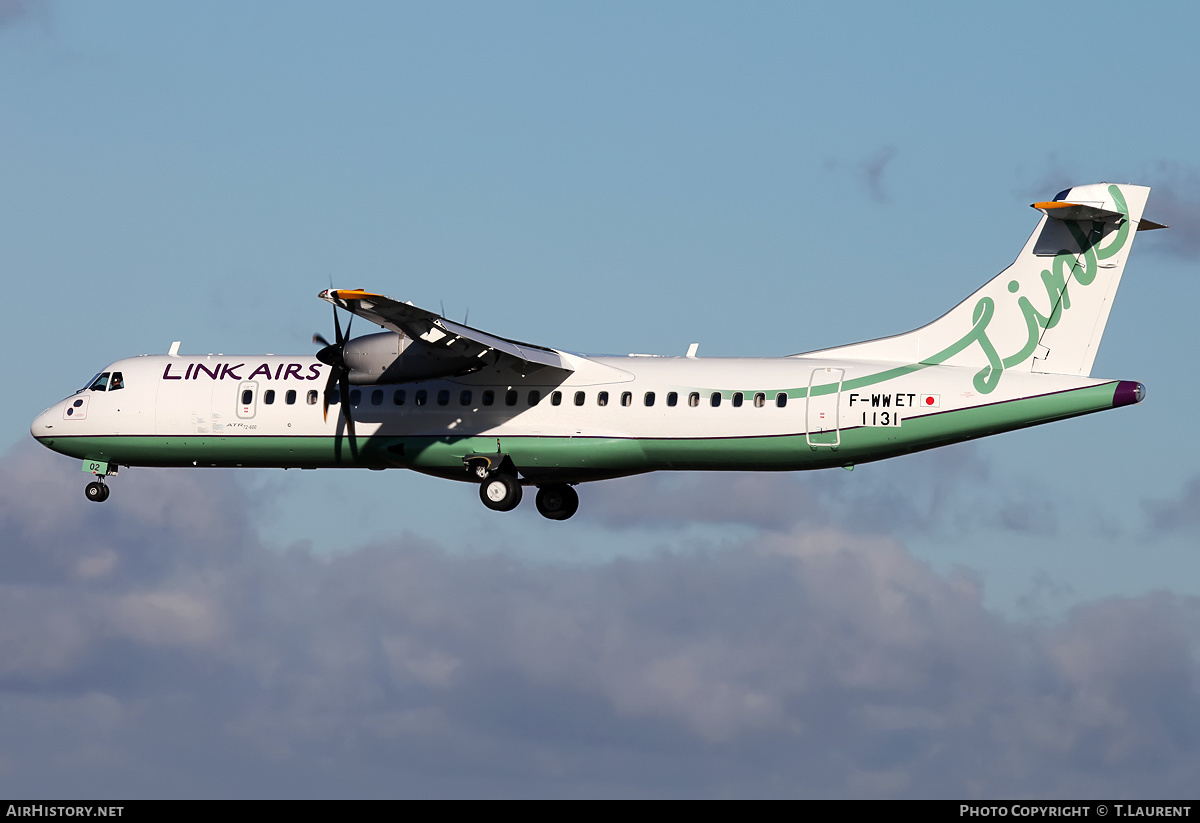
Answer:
[36,382,1121,479]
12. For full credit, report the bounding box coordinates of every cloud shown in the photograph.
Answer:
[1140,162,1200,260]
[582,443,1058,537]
[1,444,1198,797]
[0,0,51,31]
[1143,475,1200,533]
[859,146,897,204]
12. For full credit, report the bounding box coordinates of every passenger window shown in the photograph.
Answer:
[644,392,655,406]
[264,390,276,405]
[688,393,699,407]
[667,392,678,407]
[483,390,495,406]
[350,390,362,406]
[621,392,632,407]
[711,392,722,407]
[394,390,406,406]
[241,389,253,405]
[286,390,297,405]
[437,390,450,406]
[89,373,110,392]
[460,390,472,406]
[330,389,340,405]
[528,390,541,405]
[415,390,427,406]
[597,391,609,407]
[776,392,788,408]
[372,389,383,406]
[754,392,765,408]
[505,389,518,406]
[574,391,585,406]
[732,392,743,408]
[109,372,124,391]
[551,391,562,406]
[307,390,318,405]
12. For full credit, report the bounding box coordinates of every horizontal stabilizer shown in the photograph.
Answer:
[1032,201,1124,222]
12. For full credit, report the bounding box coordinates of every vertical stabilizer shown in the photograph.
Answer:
[795,183,1151,391]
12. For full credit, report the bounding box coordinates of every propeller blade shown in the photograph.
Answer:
[339,371,358,459]
[314,303,356,451]
[321,366,338,423]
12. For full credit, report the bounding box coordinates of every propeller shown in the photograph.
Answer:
[313,305,357,460]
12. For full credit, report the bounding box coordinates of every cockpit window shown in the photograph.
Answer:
[89,373,111,392]
[109,372,124,391]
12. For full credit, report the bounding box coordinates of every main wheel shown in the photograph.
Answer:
[85,481,108,503]
[535,484,579,521]
[479,473,523,512]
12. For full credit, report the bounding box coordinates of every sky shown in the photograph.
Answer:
[2,0,1200,798]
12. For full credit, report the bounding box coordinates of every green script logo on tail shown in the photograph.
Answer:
[936,185,1131,394]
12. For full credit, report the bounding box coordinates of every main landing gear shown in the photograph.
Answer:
[479,473,523,512]
[534,484,579,521]
[470,459,578,520]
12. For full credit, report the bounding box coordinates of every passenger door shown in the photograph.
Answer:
[806,368,844,448]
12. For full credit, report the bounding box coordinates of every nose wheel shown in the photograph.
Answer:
[85,481,110,503]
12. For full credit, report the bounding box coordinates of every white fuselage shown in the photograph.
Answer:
[32,349,1132,484]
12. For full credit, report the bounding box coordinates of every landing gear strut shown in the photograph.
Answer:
[535,484,579,521]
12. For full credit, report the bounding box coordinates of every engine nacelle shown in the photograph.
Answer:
[343,331,482,385]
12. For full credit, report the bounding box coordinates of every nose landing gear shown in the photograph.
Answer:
[82,459,116,503]
[85,480,110,502]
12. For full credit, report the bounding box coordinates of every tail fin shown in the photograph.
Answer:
[797,183,1154,391]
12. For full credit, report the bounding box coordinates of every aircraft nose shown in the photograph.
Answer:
[30,407,55,443]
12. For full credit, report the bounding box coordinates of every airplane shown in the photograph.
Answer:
[31,183,1164,521]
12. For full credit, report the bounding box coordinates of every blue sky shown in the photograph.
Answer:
[3,0,1200,797]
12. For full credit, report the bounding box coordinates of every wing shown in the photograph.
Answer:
[319,289,574,378]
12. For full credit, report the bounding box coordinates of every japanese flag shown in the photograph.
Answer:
[921,394,941,408]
